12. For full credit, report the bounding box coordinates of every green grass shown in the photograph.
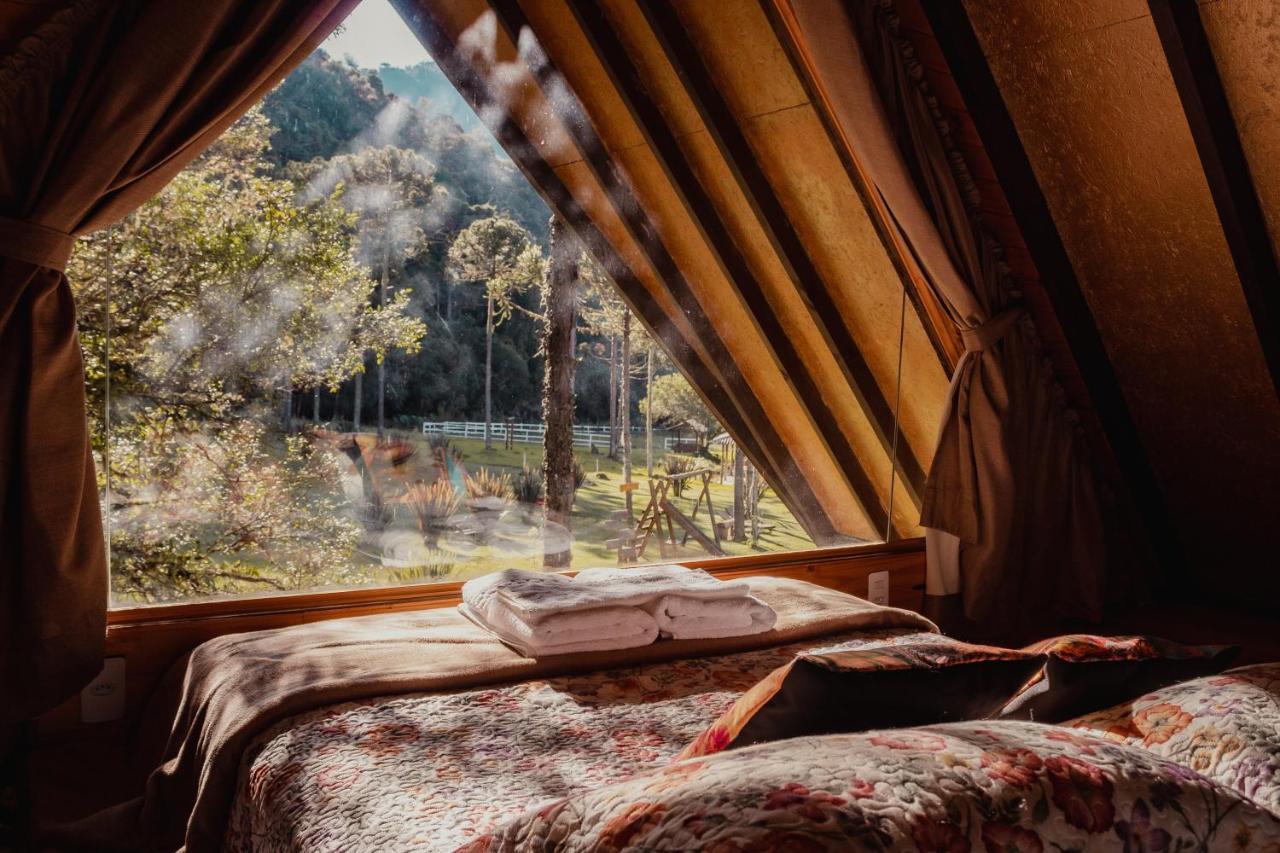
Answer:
[368,430,816,583]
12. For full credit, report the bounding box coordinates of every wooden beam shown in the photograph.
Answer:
[546,0,896,536]
[639,0,929,511]
[1148,0,1280,401]
[390,0,839,541]
[919,0,1188,581]
[760,0,963,374]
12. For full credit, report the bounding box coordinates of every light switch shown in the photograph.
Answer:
[867,571,890,606]
[81,656,126,723]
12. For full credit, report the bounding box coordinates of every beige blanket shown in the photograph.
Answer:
[51,577,935,852]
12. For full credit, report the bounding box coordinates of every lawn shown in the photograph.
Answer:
[362,430,817,584]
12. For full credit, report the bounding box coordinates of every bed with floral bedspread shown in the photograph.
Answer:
[224,628,934,852]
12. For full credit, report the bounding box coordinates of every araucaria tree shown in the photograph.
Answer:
[303,145,436,439]
[540,216,579,567]
[446,214,542,450]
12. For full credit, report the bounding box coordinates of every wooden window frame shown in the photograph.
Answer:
[106,537,927,634]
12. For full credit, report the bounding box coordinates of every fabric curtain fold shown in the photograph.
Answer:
[783,0,1107,627]
[0,0,358,721]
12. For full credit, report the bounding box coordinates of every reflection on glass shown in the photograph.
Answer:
[75,0,819,606]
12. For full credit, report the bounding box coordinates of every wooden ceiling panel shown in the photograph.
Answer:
[1198,0,1280,263]
[597,146,884,539]
[739,105,948,474]
[964,0,1280,579]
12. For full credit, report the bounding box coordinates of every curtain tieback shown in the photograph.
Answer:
[961,305,1027,352]
[0,216,75,271]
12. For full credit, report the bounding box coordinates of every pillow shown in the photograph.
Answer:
[1067,662,1280,814]
[470,721,1280,852]
[1000,634,1240,723]
[679,638,1044,759]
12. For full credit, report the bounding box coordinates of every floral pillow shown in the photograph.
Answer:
[1001,634,1239,723]
[679,638,1045,759]
[1067,662,1280,815]
[466,721,1280,852]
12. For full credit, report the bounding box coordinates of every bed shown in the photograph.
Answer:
[56,578,1280,852]
[224,627,933,851]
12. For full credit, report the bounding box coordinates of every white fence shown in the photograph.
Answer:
[421,420,681,450]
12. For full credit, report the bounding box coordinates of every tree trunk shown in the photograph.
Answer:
[377,243,390,441]
[280,386,293,434]
[733,441,746,542]
[313,386,321,427]
[607,335,618,459]
[620,312,633,518]
[353,370,363,433]
[645,346,654,480]
[484,290,494,451]
[542,215,578,568]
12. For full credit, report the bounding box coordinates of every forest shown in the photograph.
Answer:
[73,52,808,603]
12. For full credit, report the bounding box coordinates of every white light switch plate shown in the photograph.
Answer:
[81,656,126,723]
[867,571,890,606]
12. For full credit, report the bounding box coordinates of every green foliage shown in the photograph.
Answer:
[640,372,720,436]
[447,214,543,321]
[108,420,364,602]
[465,467,512,500]
[662,454,700,497]
[261,50,387,166]
[402,479,461,540]
[512,464,545,504]
[71,107,426,419]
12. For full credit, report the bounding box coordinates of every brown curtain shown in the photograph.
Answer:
[0,0,357,721]
[785,0,1107,628]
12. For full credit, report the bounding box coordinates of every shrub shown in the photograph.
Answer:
[466,466,513,500]
[513,464,545,504]
[426,433,452,452]
[663,453,699,497]
[572,458,587,493]
[403,479,461,539]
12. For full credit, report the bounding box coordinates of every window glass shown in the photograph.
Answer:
[77,0,857,606]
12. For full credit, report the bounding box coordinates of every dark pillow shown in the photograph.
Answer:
[999,634,1240,723]
[679,639,1045,759]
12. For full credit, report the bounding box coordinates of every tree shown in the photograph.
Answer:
[303,145,437,438]
[541,216,579,567]
[446,214,542,449]
[640,371,720,449]
[70,107,424,599]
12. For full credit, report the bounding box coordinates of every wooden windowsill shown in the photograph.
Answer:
[106,538,926,631]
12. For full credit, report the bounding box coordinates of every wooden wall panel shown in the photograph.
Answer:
[962,0,1280,596]
[1200,0,1280,259]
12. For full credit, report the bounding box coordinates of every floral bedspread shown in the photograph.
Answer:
[224,628,933,852]
[1067,662,1280,815]
[473,722,1280,852]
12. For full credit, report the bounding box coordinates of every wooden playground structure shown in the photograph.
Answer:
[612,467,722,563]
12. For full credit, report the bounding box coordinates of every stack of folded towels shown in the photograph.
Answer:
[459,564,777,658]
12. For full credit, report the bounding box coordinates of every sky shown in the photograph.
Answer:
[324,0,432,69]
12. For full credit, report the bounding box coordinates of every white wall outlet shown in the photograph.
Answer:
[867,571,890,606]
[81,656,126,723]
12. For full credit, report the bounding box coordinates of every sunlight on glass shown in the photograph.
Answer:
[77,1,816,605]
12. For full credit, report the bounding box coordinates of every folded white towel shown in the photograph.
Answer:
[645,593,777,640]
[466,565,750,620]
[458,600,658,658]
[459,565,770,657]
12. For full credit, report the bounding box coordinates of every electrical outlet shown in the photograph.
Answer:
[81,657,126,723]
[867,571,890,606]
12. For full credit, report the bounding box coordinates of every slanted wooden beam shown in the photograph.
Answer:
[760,0,963,374]
[639,0,928,512]
[551,0,897,537]
[1149,0,1280,401]
[391,0,839,541]
[919,0,1187,580]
